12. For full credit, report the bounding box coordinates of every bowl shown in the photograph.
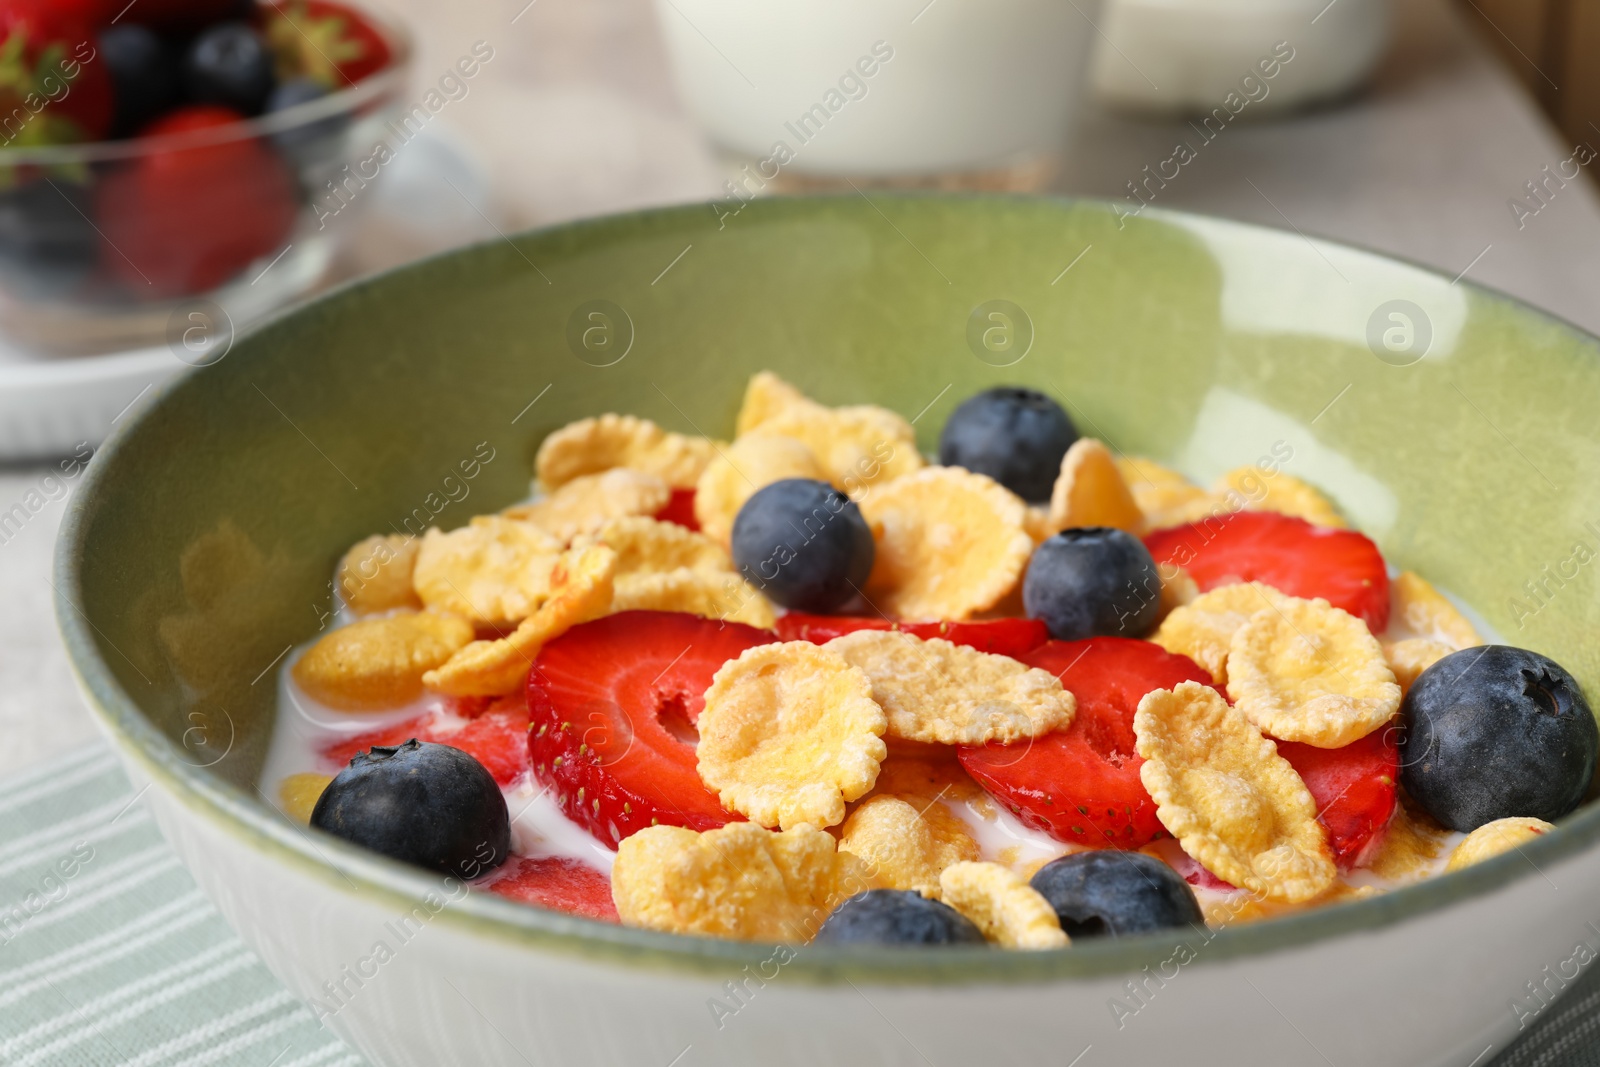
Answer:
[0,3,411,357]
[56,195,1600,1067]
[653,0,1103,187]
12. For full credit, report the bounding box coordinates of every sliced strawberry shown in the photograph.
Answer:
[775,613,1049,658]
[772,614,889,643]
[1163,847,1237,892]
[527,611,775,848]
[655,488,700,531]
[1278,727,1398,869]
[1143,511,1390,631]
[322,694,530,786]
[959,637,1218,848]
[483,856,618,923]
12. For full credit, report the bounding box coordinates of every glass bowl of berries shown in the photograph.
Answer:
[0,0,410,356]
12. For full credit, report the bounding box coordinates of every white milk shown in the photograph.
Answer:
[653,0,1104,178]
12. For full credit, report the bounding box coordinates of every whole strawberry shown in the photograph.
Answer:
[0,0,113,146]
[95,105,297,296]
[265,0,390,89]
[119,0,252,34]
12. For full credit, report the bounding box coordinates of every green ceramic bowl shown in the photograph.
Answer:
[56,196,1600,1067]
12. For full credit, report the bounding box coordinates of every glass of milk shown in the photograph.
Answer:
[652,0,1105,190]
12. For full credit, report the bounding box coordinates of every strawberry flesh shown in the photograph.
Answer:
[1163,847,1237,892]
[483,856,619,923]
[655,488,701,531]
[775,613,1048,658]
[959,637,1218,848]
[0,5,114,143]
[97,106,298,296]
[527,611,775,848]
[320,694,530,786]
[1279,727,1399,869]
[1143,511,1391,632]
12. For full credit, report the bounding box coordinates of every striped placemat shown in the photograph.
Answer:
[0,744,1592,1067]
[0,749,366,1067]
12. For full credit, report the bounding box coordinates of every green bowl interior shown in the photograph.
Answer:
[57,194,1600,981]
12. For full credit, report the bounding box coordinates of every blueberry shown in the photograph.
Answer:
[938,387,1078,503]
[1400,646,1597,832]
[310,740,510,879]
[1023,527,1161,640]
[265,77,348,162]
[731,478,874,612]
[183,22,276,115]
[1030,852,1203,938]
[100,25,181,136]
[813,890,988,946]
[0,181,98,299]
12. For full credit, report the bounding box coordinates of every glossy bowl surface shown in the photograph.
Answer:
[56,195,1600,1067]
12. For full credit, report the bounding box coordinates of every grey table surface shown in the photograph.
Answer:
[4,0,1600,780]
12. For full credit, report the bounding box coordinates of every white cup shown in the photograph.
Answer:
[653,0,1106,181]
[1091,0,1392,114]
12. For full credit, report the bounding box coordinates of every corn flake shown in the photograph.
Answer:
[535,413,718,490]
[292,610,474,710]
[1367,797,1450,882]
[338,534,421,614]
[570,515,779,626]
[610,567,776,629]
[1446,817,1555,873]
[582,515,733,579]
[1134,681,1335,903]
[1023,505,1055,545]
[1389,571,1482,649]
[279,772,332,825]
[694,433,827,545]
[1383,637,1454,698]
[838,794,980,896]
[1226,596,1401,748]
[611,822,878,941]
[412,516,564,628]
[423,545,617,696]
[860,467,1033,621]
[756,403,923,494]
[1045,438,1144,534]
[869,756,985,806]
[1152,582,1288,687]
[825,630,1074,745]
[1117,456,1216,531]
[735,371,811,437]
[697,642,887,830]
[1216,467,1345,529]
[1157,566,1200,623]
[937,861,1069,949]
[505,469,672,543]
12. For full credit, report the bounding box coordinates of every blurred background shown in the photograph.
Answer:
[1,5,1598,1063]
[3,0,1600,771]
